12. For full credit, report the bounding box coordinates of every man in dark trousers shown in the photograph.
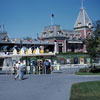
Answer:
[44,60,50,74]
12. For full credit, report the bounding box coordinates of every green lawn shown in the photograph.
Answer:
[70,81,100,100]
[75,72,100,75]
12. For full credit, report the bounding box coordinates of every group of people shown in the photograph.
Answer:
[43,60,51,74]
[14,61,25,80]
[37,60,51,74]
[13,59,52,80]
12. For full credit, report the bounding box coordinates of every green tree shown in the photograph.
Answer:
[86,20,100,58]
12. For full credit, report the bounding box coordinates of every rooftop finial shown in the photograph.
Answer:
[81,0,84,9]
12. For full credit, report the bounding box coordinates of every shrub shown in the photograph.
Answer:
[79,65,100,73]
[79,68,90,73]
[90,66,100,73]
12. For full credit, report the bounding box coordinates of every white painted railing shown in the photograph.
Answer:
[0,52,56,58]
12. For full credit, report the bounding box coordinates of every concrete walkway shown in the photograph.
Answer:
[0,68,100,100]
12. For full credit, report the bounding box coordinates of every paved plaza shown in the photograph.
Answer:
[0,68,100,100]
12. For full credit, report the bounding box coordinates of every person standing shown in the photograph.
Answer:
[44,60,50,74]
[27,65,30,74]
[20,61,25,79]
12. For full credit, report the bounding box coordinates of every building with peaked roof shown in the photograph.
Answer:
[0,4,95,66]
[0,3,93,55]
[74,8,93,39]
[41,6,93,53]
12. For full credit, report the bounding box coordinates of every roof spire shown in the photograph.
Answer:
[81,0,84,9]
[74,0,93,30]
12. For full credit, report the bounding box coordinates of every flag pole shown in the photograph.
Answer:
[51,13,54,26]
[51,16,53,26]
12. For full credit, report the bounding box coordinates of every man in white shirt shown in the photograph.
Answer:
[14,61,23,80]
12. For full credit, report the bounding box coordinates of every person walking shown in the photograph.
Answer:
[14,61,24,80]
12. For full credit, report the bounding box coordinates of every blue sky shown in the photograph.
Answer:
[0,0,100,39]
